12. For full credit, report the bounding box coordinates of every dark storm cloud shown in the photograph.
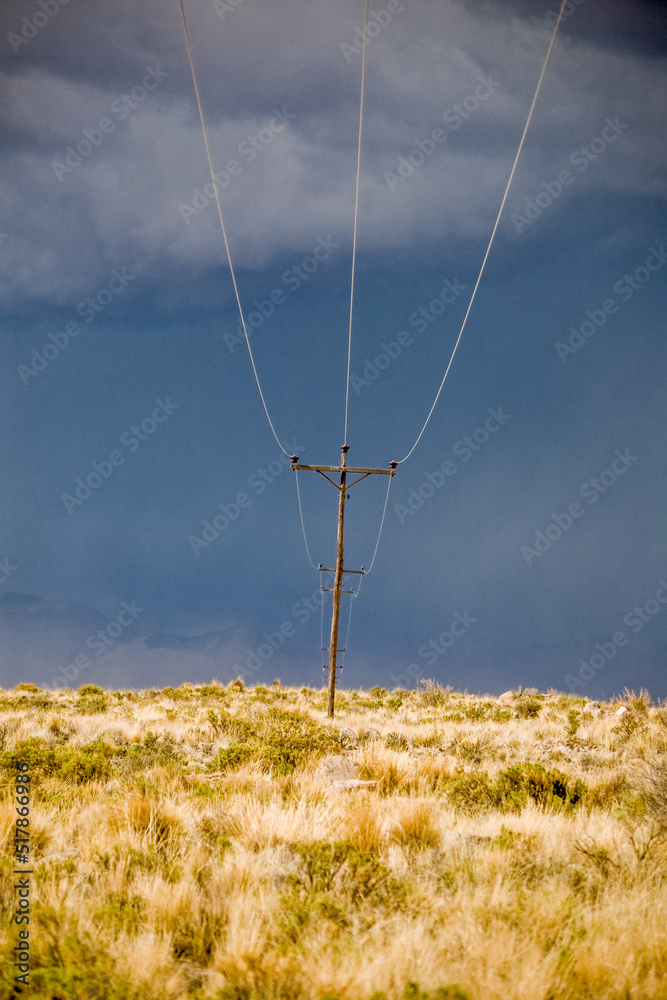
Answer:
[0,0,664,312]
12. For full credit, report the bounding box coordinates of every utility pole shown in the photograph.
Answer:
[291,446,396,717]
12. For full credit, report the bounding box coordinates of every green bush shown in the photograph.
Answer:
[1,732,187,785]
[400,986,469,1000]
[513,696,543,719]
[495,762,587,811]
[448,771,497,812]
[159,686,186,700]
[0,921,144,1000]
[77,694,107,714]
[419,680,451,707]
[56,741,114,784]
[93,893,145,936]
[78,683,104,697]
[1,737,115,785]
[449,763,587,813]
[289,839,407,910]
[211,743,256,772]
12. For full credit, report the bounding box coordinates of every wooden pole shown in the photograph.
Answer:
[290,450,396,718]
[327,445,348,718]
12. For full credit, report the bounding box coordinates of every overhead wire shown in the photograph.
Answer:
[178,0,291,458]
[179,0,568,676]
[343,0,371,445]
[340,582,359,672]
[363,474,393,574]
[295,469,318,569]
[396,0,569,464]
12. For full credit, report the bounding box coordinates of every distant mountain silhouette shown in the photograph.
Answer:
[1,591,663,697]
[0,592,306,690]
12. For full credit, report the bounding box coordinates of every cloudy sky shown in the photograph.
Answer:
[1,0,666,697]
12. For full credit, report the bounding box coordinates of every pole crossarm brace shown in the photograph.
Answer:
[291,448,398,717]
[319,567,366,574]
[291,463,396,476]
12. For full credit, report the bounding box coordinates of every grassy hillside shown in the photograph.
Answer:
[1,680,666,1000]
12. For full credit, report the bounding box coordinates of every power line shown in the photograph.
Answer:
[178,0,291,458]
[295,469,318,569]
[343,0,371,445]
[363,474,393,574]
[396,0,569,465]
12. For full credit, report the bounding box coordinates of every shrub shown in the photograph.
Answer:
[207,709,256,741]
[1,922,143,1000]
[78,684,104,697]
[449,764,587,813]
[419,680,451,707]
[93,893,145,936]
[386,732,412,752]
[289,840,406,909]
[513,696,543,719]
[401,984,469,1000]
[15,682,40,693]
[448,771,497,812]
[211,743,256,773]
[56,741,114,784]
[76,694,107,714]
[495,762,587,812]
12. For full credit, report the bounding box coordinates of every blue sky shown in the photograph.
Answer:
[1,0,666,697]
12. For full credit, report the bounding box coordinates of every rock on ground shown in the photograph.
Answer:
[315,755,361,784]
[329,778,379,791]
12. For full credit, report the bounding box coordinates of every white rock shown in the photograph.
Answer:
[616,706,629,717]
[330,779,379,791]
[583,702,601,713]
[314,755,360,784]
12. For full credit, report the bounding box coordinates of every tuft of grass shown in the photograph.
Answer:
[389,799,440,850]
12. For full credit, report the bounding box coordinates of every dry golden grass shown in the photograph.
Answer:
[0,681,666,999]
